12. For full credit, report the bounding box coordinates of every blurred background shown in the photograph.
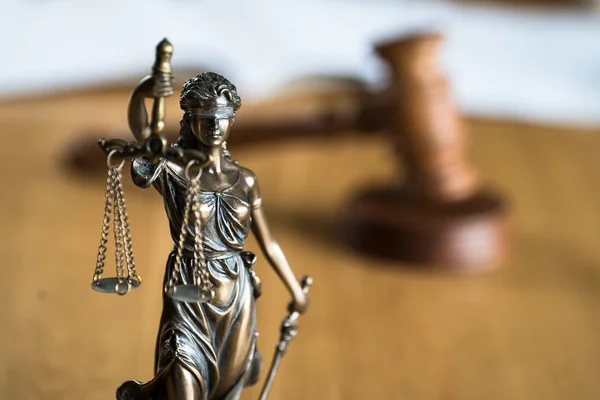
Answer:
[1,0,600,399]
[2,0,600,124]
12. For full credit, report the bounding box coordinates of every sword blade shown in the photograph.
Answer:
[258,346,285,400]
[257,276,312,400]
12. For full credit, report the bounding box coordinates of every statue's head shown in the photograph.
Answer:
[180,72,241,147]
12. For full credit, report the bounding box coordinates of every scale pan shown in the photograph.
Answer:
[91,277,141,295]
[166,284,214,303]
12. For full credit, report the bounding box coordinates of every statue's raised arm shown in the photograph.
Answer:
[128,39,175,145]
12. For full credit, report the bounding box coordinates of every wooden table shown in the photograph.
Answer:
[0,89,599,400]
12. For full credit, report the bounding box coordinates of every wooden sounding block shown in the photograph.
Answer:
[339,33,508,272]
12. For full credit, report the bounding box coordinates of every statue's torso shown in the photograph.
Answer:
[158,162,252,255]
[133,158,258,398]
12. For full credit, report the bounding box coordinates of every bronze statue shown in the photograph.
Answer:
[90,39,310,400]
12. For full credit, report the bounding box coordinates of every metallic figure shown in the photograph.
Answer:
[115,71,309,400]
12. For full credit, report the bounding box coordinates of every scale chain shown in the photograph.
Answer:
[93,165,115,280]
[191,177,208,292]
[111,165,126,279]
[114,164,137,280]
[165,165,213,301]
[168,178,195,291]
[91,151,141,294]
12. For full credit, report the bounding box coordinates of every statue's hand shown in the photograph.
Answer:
[288,275,311,315]
[281,314,299,342]
[288,292,310,315]
[153,74,175,98]
[136,75,175,99]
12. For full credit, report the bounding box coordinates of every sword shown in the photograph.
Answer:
[258,275,313,400]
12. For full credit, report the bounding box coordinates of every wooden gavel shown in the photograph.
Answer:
[65,32,508,272]
[338,33,507,271]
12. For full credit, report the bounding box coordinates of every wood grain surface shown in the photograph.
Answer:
[0,89,599,400]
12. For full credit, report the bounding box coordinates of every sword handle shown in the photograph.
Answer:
[300,275,313,293]
[150,39,172,136]
[287,275,312,314]
[145,38,173,161]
